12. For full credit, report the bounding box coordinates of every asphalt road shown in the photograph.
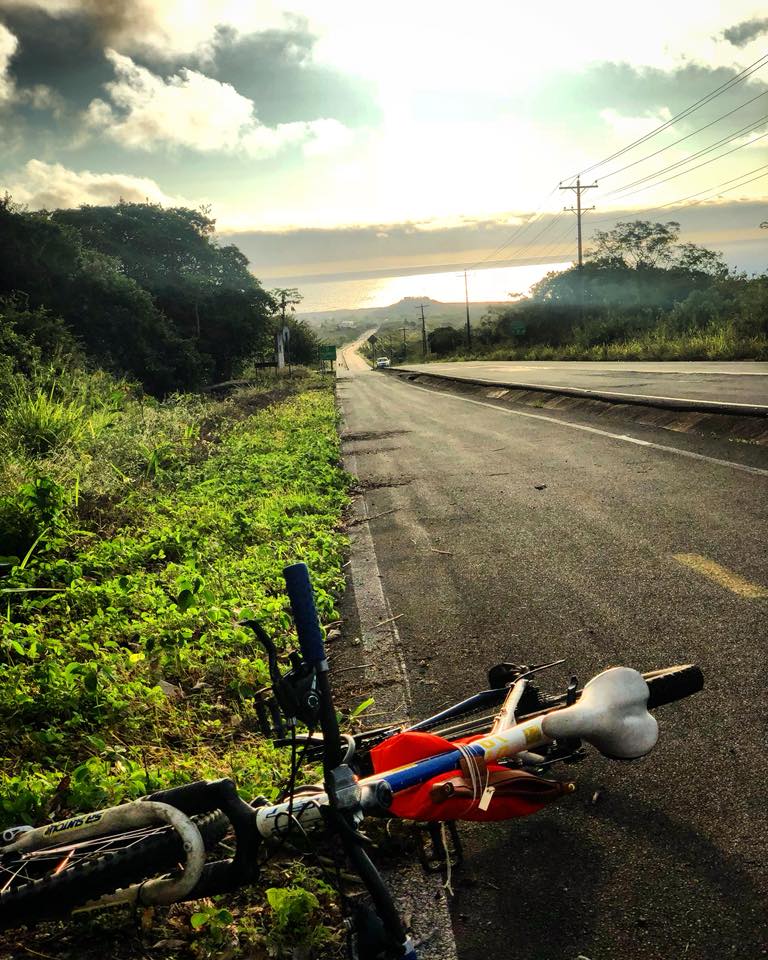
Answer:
[396,360,768,408]
[337,342,768,960]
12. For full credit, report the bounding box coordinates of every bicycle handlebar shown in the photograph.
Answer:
[282,564,410,956]
[283,563,327,667]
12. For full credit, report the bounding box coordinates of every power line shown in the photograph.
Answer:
[463,212,568,273]
[608,125,768,202]
[497,211,567,261]
[564,52,768,182]
[587,159,768,230]
[466,184,561,270]
[656,162,768,208]
[416,302,428,359]
[605,112,768,197]
[535,218,584,262]
[460,56,768,295]
[600,88,768,181]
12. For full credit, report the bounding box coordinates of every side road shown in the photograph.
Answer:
[394,359,768,409]
[337,346,767,960]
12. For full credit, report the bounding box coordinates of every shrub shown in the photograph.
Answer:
[1,379,89,456]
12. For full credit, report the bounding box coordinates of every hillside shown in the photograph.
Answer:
[298,296,510,344]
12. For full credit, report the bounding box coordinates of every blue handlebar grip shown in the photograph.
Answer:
[283,563,326,666]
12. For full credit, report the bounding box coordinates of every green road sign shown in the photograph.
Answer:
[320,345,337,360]
[509,323,527,336]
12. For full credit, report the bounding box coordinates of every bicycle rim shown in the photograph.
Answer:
[0,810,228,930]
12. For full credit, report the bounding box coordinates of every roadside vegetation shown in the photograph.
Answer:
[363,221,768,364]
[0,196,322,393]
[0,364,349,957]
[0,197,350,957]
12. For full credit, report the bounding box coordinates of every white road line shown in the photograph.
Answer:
[382,379,768,479]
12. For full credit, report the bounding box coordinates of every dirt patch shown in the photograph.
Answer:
[354,476,414,491]
[341,429,412,442]
[346,445,401,456]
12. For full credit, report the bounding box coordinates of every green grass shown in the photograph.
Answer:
[432,328,768,363]
[0,368,347,826]
[0,366,350,957]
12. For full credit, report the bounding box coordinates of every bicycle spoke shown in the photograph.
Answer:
[0,825,170,894]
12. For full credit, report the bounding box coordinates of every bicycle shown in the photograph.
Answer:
[0,563,703,959]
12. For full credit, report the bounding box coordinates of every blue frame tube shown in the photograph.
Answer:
[364,715,548,797]
[374,741,486,794]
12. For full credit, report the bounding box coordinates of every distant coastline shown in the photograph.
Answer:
[289,261,569,313]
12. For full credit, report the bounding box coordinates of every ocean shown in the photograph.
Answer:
[293,261,569,312]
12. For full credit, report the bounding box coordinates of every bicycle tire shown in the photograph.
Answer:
[644,664,703,708]
[429,663,703,742]
[0,809,229,931]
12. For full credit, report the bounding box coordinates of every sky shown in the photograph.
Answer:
[1,1,768,306]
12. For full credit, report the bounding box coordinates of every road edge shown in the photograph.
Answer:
[337,390,460,960]
[385,368,768,445]
[388,367,768,416]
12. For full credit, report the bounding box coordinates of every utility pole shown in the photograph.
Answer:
[454,270,472,348]
[401,322,407,361]
[560,176,598,268]
[462,270,471,349]
[417,303,428,359]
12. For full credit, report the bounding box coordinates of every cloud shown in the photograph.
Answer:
[722,17,768,47]
[86,49,350,158]
[599,107,673,139]
[537,60,768,132]
[200,24,380,128]
[17,82,65,114]
[0,22,18,103]
[0,5,112,116]
[219,198,768,284]
[1,159,184,209]
[0,21,66,116]
[0,0,292,59]
[222,215,570,280]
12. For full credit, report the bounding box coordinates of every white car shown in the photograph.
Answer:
[375,356,391,368]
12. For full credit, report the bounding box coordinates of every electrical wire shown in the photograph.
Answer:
[652,164,768,208]
[466,184,561,270]
[600,88,768,181]
[602,129,768,217]
[534,219,583,263]
[463,56,768,285]
[587,161,768,230]
[563,52,768,182]
[492,211,567,263]
[461,213,567,272]
[606,115,768,199]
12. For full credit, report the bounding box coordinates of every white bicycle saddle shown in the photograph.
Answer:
[541,667,659,759]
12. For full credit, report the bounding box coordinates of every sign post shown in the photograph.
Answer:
[319,344,337,373]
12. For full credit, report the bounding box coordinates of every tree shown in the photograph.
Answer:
[586,220,727,277]
[270,288,303,325]
[0,199,196,393]
[672,242,728,278]
[587,220,682,269]
[53,203,274,383]
[427,325,464,355]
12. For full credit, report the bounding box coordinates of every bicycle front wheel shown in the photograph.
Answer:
[0,809,228,931]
